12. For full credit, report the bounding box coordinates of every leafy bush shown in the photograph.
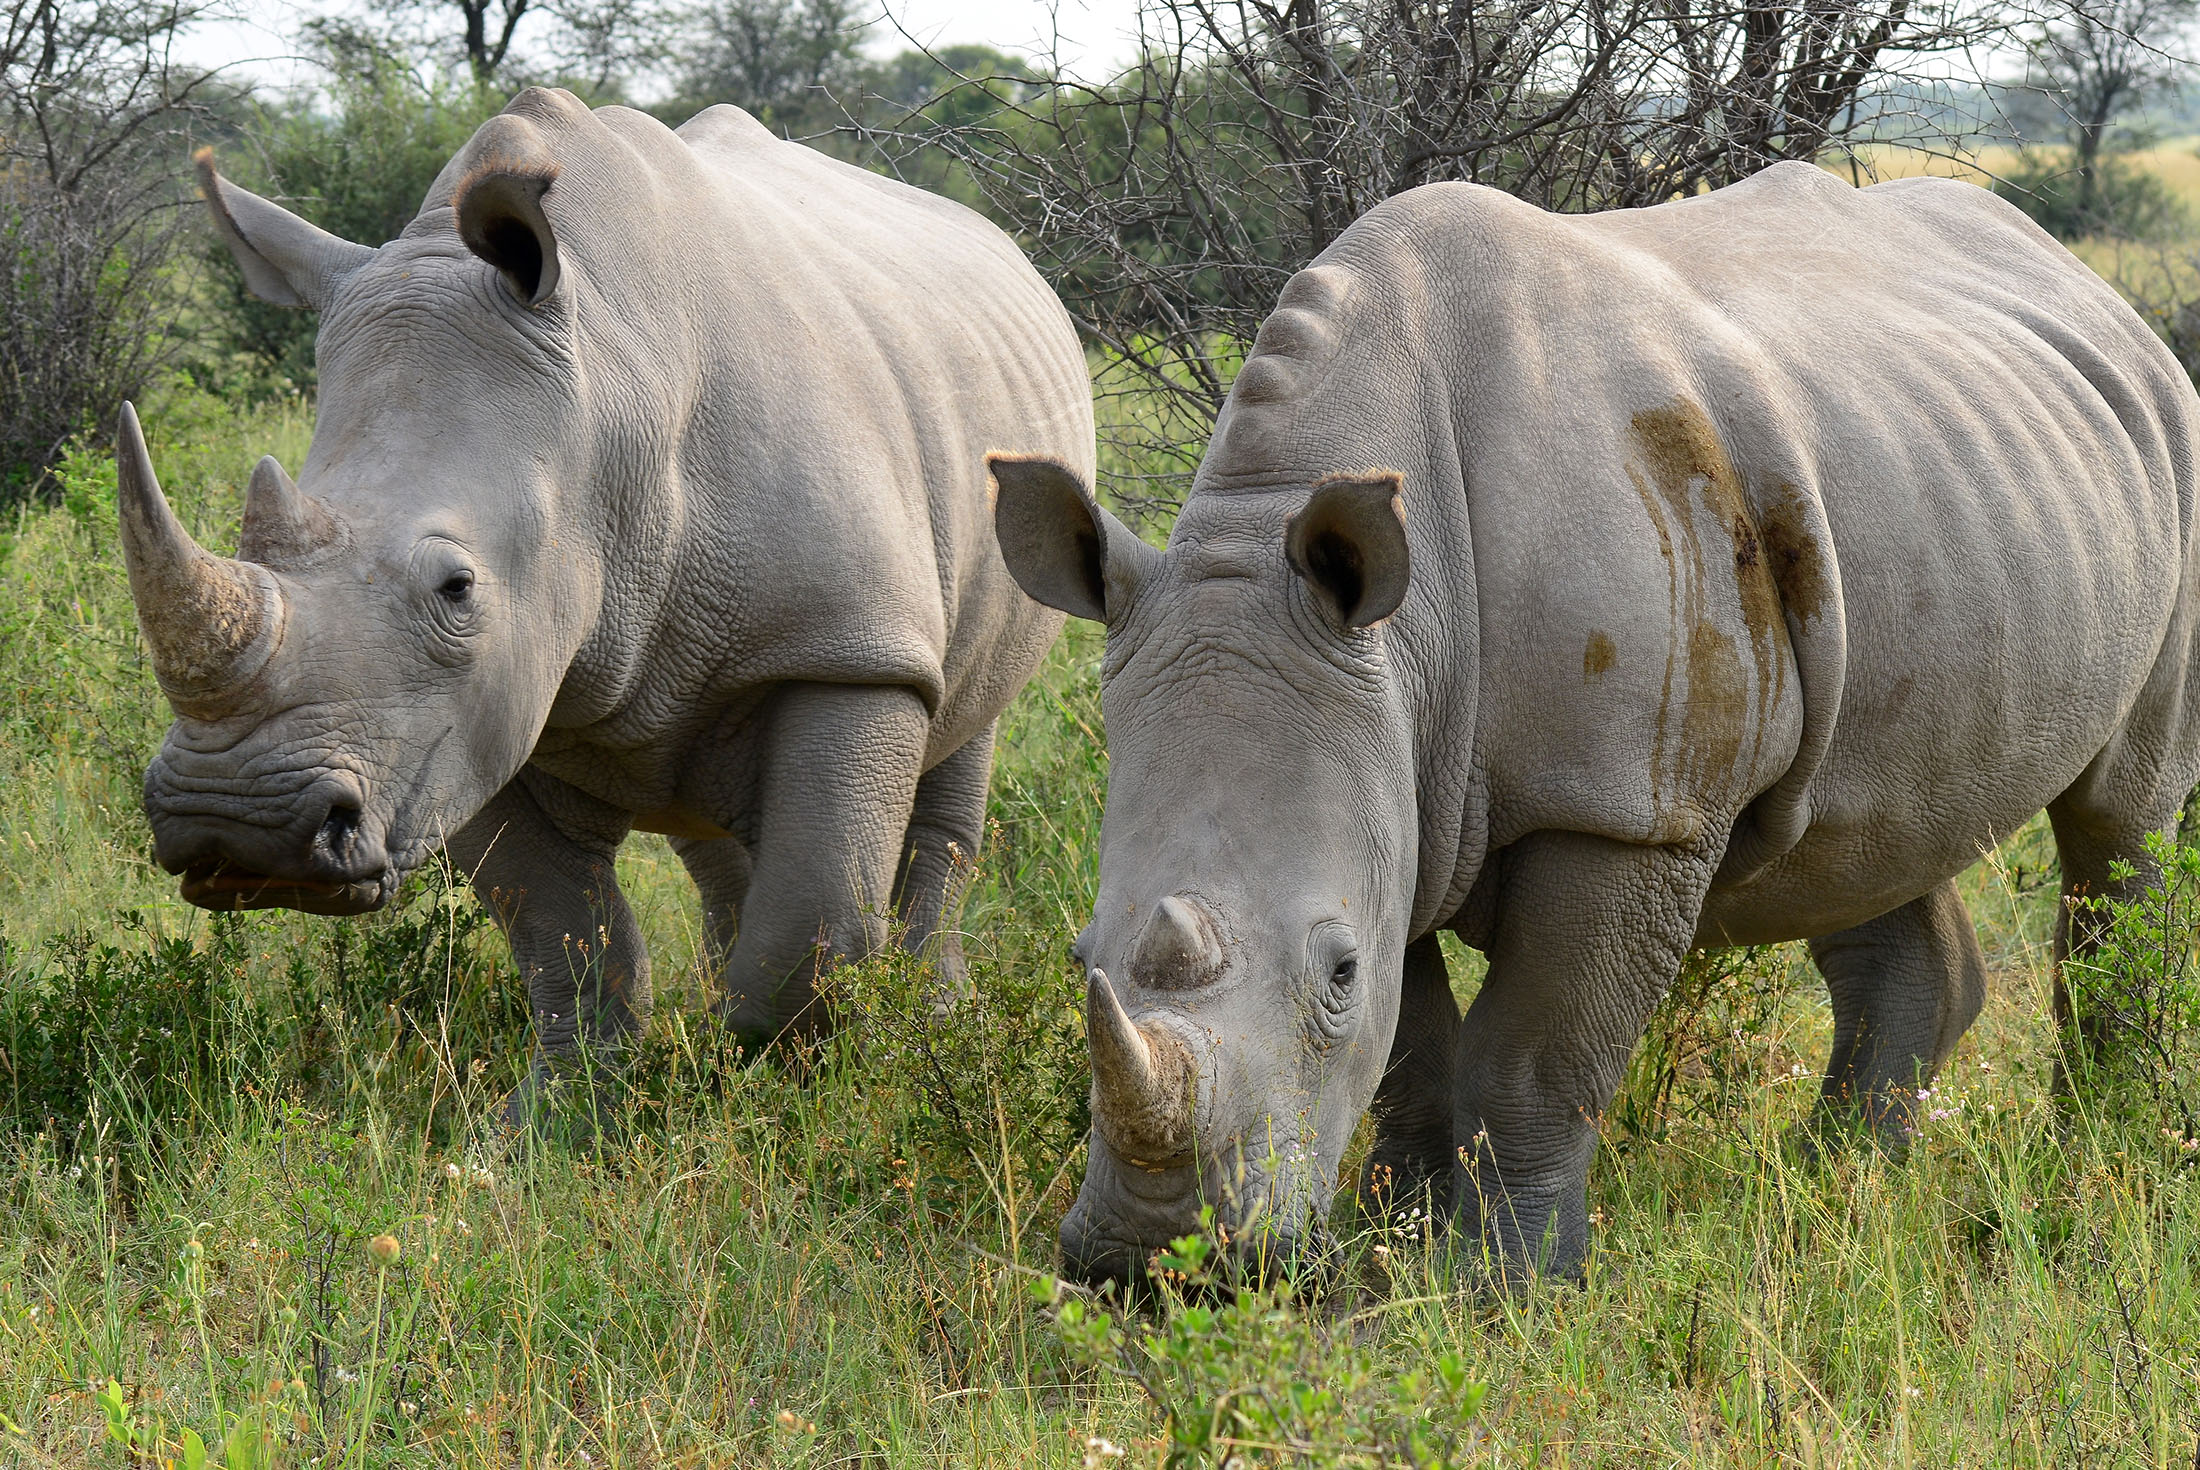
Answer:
[1040,1215,1487,1467]
[833,898,1090,1204]
[1990,148,2189,241]
[0,913,291,1151]
[2057,830,2200,1143]
[0,863,528,1171]
[0,1,212,501]
[1614,946,1792,1147]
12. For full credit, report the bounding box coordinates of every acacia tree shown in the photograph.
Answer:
[866,0,2031,512]
[2023,0,2196,223]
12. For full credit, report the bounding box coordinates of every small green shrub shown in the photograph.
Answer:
[1615,945,1793,1147]
[2057,830,2200,1143]
[0,912,291,1153]
[833,860,1091,1210]
[0,862,529,1170]
[1039,1214,1487,1467]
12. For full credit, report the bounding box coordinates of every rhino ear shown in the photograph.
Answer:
[195,148,374,310]
[1287,471,1410,629]
[989,454,1154,623]
[456,167,561,308]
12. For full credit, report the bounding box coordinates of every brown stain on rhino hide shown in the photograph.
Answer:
[1583,631,1616,680]
[1628,399,1791,815]
[1757,484,1827,624]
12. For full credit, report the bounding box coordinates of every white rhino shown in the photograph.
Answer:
[116,88,1092,1109]
[992,161,2200,1284]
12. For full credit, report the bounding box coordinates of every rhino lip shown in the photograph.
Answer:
[178,860,384,916]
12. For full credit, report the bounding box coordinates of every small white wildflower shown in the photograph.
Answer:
[1903,1386,1922,1399]
[333,1367,359,1386]
[444,1162,462,1182]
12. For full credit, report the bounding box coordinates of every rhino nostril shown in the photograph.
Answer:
[317,802,362,863]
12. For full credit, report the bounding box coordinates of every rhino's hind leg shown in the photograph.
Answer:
[671,833,753,994]
[891,720,996,1006]
[1359,933,1460,1222]
[713,681,929,1047]
[449,774,650,1140]
[1452,830,1720,1283]
[1806,878,1987,1152]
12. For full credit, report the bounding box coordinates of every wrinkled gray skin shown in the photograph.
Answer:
[992,161,2200,1286]
[116,88,1091,1114]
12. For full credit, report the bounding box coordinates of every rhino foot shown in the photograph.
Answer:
[493,1052,628,1152]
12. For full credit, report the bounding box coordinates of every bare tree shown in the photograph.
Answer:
[863,0,2030,513]
[453,0,533,81]
[0,0,224,499]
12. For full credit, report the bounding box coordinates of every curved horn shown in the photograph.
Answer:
[1087,967,1196,1168]
[115,403,285,714]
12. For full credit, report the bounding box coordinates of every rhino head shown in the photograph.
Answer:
[123,94,620,914]
[991,454,1419,1285]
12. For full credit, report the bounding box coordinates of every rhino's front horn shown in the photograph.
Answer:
[1087,967,1196,1169]
[115,402,285,716]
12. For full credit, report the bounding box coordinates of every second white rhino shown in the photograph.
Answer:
[994,160,2200,1285]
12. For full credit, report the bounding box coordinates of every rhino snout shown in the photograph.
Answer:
[1059,1131,1337,1290]
[147,764,394,915]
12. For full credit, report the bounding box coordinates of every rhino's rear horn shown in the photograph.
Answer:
[1131,895,1225,989]
[115,402,285,716]
[238,454,341,567]
[1087,967,1196,1170]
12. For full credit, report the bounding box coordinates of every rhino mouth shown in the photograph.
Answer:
[178,859,388,916]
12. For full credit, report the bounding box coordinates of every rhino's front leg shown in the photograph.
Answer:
[714,681,929,1046]
[1360,933,1461,1219]
[448,772,647,1134]
[1452,829,1720,1283]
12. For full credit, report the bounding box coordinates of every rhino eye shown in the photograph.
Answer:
[1331,953,1358,988]
[437,570,475,604]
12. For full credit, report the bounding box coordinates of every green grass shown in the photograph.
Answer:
[3,384,2200,1467]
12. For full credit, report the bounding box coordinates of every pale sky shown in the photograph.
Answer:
[177,0,1149,95]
